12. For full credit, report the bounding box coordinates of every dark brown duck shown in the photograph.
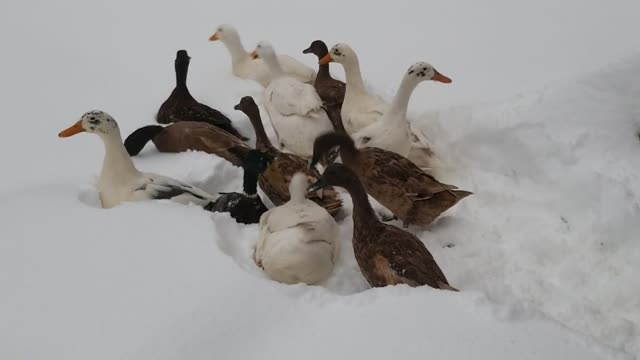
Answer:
[234,96,342,217]
[309,163,456,290]
[123,121,250,167]
[303,40,346,133]
[157,50,247,140]
[310,132,472,227]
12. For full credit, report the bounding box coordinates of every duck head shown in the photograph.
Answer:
[249,41,275,60]
[308,163,356,192]
[310,132,355,169]
[319,43,357,65]
[405,62,452,84]
[209,24,239,43]
[58,111,119,138]
[233,96,259,115]
[302,40,330,59]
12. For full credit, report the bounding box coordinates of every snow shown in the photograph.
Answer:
[1,0,639,359]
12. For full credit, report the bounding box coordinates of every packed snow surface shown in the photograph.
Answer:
[1,0,639,359]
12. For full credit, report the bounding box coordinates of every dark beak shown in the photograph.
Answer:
[233,104,241,111]
[307,178,327,193]
[302,46,312,54]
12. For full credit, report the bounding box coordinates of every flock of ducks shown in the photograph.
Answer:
[58,24,472,290]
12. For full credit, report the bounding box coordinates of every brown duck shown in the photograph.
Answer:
[310,132,472,227]
[303,40,346,133]
[123,121,250,167]
[157,50,247,140]
[234,96,342,217]
[309,163,456,290]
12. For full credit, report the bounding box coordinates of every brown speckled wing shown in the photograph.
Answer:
[374,224,450,288]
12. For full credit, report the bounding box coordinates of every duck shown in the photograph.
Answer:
[157,50,247,140]
[302,40,347,133]
[234,96,342,217]
[123,121,250,167]
[252,41,334,159]
[209,149,271,224]
[59,111,219,209]
[209,24,315,87]
[320,44,441,170]
[318,43,387,134]
[255,172,339,285]
[308,163,456,290]
[351,62,452,159]
[310,132,472,227]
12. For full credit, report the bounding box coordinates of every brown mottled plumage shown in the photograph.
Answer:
[303,40,346,133]
[309,164,455,290]
[123,121,250,167]
[234,96,342,217]
[310,132,472,227]
[157,50,247,140]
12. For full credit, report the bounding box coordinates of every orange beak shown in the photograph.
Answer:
[209,33,219,41]
[58,120,85,138]
[249,50,258,59]
[319,53,333,65]
[432,71,452,84]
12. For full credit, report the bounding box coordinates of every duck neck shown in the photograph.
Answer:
[99,130,141,184]
[246,110,274,150]
[343,59,368,97]
[387,76,418,121]
[344,178,377,229]
[263,53,285,78]
[288,176,308,204]
[224,36,250,64]
[317,62,331,80]
[175,63,189,92]
[242,169,259,196]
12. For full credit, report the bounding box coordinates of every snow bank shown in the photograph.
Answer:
[1,0,639,358]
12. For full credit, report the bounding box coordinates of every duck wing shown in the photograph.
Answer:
[269,79,324,117]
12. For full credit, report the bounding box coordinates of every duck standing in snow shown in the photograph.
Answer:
[310,132,472,227]
[123,121,250,167]
[255,173,339,285]
[59,111,219,209]
[252,41,334,159]
[233,96,342,217]
[309,164,456,290]
[209,24,315,87]
[351,62,452,160]
[321,44,442,170]
[209,149,271,224]
[157,50,246,140]
[302,40,347,133]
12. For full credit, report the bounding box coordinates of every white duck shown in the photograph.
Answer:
[59,111,218,209]
[253,41,334,159]
[255,173,339,285]
[351,62,452,159]
[209,24,316,87]
[318,43,387,134]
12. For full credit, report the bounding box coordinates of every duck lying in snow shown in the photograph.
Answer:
[123,121,250,167]
[255,173,339,285]
[59,111,218,209]
[209,24,315,87]
[309,164,456,290]
[156,50,246,140]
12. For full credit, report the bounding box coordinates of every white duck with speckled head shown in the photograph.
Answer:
[351,62,452,159]
[59,111,218,209]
